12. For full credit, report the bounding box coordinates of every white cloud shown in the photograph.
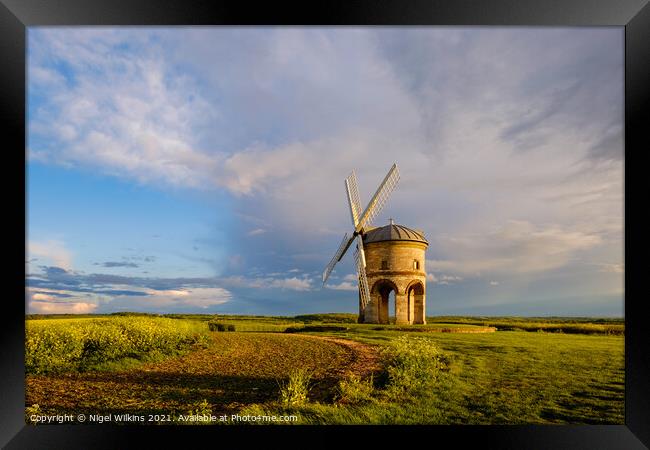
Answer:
[221,143,312,195]
[596,263,624,274]
[29,29,219,190]
[428,220,602,276]
[27,239,73,270]
[26,286,98,314]
[217,275,312,291]
[26,284,231,313]
[489,281,499,286]
[269,277,312,291]
[247,228,267,236]
[326,281,358,291]
[143,287,231,309]
[30,66,66,86]
[29,301,98,314]
[426,273,462,285]
[441,275,463,282]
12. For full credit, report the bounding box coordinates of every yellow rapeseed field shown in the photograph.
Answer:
[25,316,208,374]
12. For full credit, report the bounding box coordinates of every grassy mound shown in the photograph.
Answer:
[293,313,358,324]
[284,325,350,333]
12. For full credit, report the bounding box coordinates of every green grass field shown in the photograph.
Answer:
[270,327,623,424]
[25,313,624,425]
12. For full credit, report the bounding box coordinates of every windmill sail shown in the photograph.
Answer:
[322,233,354,284]
[345,171,363,227]
[356,163,400,232]
[354,235,371,312]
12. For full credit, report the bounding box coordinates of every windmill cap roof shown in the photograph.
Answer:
[363,223,428,245]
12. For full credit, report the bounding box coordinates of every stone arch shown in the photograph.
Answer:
[371,279,399,324]
[406,280,425,324]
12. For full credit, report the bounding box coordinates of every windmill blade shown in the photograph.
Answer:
[354,235,371,312]
[345,171,363,227]
[322,233,355,284]
[356,163,400,232]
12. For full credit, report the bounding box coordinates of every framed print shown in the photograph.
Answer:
[1,0,648,448]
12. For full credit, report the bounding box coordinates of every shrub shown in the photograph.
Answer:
[293,313,357,324]
[337,374,375,404]
[380,335,448,396]
[208,321,227,332]
[227,324,236,332]
[25,404,41,424]
[188,399,212,417]
[279,369,312,407]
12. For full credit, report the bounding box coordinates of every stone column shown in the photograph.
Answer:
[413,290,426,324]
[363,291,380,324]
[395,292,409,325]
[421,292,426,324]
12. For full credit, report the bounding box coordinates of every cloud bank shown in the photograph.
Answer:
[27,27,624,315]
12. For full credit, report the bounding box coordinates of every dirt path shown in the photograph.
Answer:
[26,332,383,418]
[299,335,383,378]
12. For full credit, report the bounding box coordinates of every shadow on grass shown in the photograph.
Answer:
[539,392,624,424]
[26,369,355,416]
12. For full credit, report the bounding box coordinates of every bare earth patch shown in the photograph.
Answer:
[25,332,382,420]
[305,335,383,377]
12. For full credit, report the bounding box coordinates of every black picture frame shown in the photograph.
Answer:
[2,0,648,448]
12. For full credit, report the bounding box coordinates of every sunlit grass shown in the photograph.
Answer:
[239,327,624,425]
[25,313,624,424]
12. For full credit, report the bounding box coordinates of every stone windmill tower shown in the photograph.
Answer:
[322,164,429,324]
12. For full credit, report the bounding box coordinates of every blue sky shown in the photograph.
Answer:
[26,27,624,316]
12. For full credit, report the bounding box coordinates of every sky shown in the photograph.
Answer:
[26,27,624,317]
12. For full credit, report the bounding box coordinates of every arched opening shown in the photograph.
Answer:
[372,280,398,325]
[407,281,425,324]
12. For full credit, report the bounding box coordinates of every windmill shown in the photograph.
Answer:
[322,163,401,316]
